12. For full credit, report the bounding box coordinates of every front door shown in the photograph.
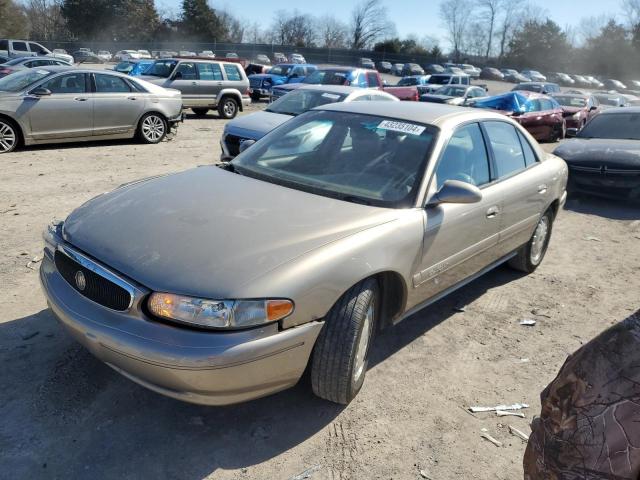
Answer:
[92,73,144,136]
[164,61,200,106]
[26,72,93,140]
[195,62,224,107]
[409,122,503,307]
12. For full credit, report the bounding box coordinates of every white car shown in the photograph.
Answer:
[115,50,141,61]
[137,50,152,59]
[97,50,112,62]
[199,51,215,58]
[289,53,306,64]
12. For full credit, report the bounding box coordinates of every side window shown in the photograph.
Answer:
[526,99,541,112]
[174,62,197,80]
[12,41,28,52]
[539,99,553,111]
[452,77,460,84]
[29,42,47,54]
[0,40,8,50]
[40,73,86,94]
[223,64,242,81]
[367,72,380,87]
[434,123,490,190]
[483,121,527,178]
[197,62,223,80]
[517,131,538,166]
[95,74,132,93]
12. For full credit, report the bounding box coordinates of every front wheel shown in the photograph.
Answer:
[0,119,19,153]
[310,278,379,404]
[191,108,209,117]
[508,210,554,273]
[138,113,167,144]
[218,97,239,119]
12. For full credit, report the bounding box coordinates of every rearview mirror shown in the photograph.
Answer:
[430,180,483,205]
[239,139,256,153]
[30,87,51,96]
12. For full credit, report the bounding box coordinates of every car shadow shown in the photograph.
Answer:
[1,265,522,479]
[17,138,138,153]
[564,194,640,220]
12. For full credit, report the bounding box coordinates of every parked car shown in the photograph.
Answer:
[547,72,575,86]
[584,75,604,89]
[179,50,196,57]
[359,57,375,69]
[395,75,431,86]
[198,50,216,58]
[472,91,566,142]
[444,66,465,75]
[40,101,568,406]
[391,63,404,76]
[0,66,183,154]
[553,107,640,200]
[592,92,630,108]
[73,51,105,63]
[424,64,445,74]
[0,39,73,64]
[52,48,68,55]
[401,63,425,76]
[97,50,112,62]
[550,93,600,135]
[0,55,8,64]
[270,67,383,101]
[569,75,592,88]
[141,58,250,118]
[136,50,152,59]
[0,56,71,78]
[457,64,480,79]
[225,52,239,59]
[420,73,472,94]
[113,59,154,76]
[220,85,398,160]
[420,85,488,106]
[273,52,287,63]
[377,61,392,73]
[114,50,141,61]
[501,69,529,83]
[254,54,270,64]
[248,63,317,100]
[383,75,430,101]
[628,79,640,89]
[603,78,627,91]
[480,67,504,81]
[512,82,560,95]
[289,53,306,64]
[521,70,546,82]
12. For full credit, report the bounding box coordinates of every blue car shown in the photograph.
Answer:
[248,63,317,100]
[113,59,154,76]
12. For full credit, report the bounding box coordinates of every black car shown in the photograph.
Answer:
[376,61,392,73]
[512,82,561,95]
[401,63,424,76]
[72,51,105,63]
[553,107,640,200]
[423,63,444,74]
[480,67,504,80]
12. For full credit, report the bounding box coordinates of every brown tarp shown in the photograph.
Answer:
[524,309,640,479]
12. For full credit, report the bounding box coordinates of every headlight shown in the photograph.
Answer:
[147,293,294,329]
[572,112,581,119]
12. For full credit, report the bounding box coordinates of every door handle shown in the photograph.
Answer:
[191,81,198,85]
[74,97,88,102]
[486,206,500,218]
[217,82,223,85]
[127,96,137,100]
[537,184,548,194]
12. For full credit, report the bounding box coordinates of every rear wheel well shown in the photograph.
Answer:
[0,114,23,145]
[219,93,242,111]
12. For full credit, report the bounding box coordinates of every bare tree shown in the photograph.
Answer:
[316,15,347,48]
[622,0,640,27]
[218,9,244,43]
[576,14,612,45]
[496,0,538,58]
[23,0,67,40]
[350,0,394,49]
[270,10,316,46]
[439,0,474,60]
[476,0,500,58]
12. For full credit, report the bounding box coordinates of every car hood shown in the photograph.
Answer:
[62,166,398,298]
[421,94,454,103]
[554,138,640,168]
[225,110,292,139]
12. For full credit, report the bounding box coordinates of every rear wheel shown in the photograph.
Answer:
[250,92,261,101]
[191,108,209,117]
[551,120,566,142]
[0,118,19,154]
[508,210,554,273]
[218,96,239,119]
[138,113,167,144]
[310,278,379,405]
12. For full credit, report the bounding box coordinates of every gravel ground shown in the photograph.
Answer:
[1,80,639,480]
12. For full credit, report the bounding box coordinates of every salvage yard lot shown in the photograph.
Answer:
[1,82,639,480]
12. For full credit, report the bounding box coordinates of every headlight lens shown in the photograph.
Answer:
[147,293,293,329]
[572,112,581,119]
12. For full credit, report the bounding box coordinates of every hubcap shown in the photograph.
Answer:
[353,300,374,383]
[142,115,164,142]
[0,122,16,152]
[223,100,236,117]
[531,216,549,264]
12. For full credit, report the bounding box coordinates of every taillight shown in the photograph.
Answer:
[0,68,12,75]
[413,90,419,101]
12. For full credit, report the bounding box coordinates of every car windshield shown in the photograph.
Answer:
[302,70,349,85]
[0,68,52,92]
[130,62,153,75]
[428,76,453,85]
[145,60,177,77]
[269,65,292,76]
[232,110,437,206]
[397,77,418,86]
[554,96,586,107]
[436,86,467,97]
[578,113,640,140]
[265,89,348,116]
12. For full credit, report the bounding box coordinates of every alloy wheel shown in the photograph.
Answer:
[0,121,17,153]
[353,299,374,383]
[141,115,165,143]
[530,216,550,265]
[223,100,237,118]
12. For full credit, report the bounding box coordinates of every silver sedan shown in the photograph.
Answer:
[0,66,183,153]
[40,102,568,405]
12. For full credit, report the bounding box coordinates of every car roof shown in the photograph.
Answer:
[598,106,640,114]
[315,101,509,128]
[551,92,588,98]
[297,85,361,94]
[23,65,131,77]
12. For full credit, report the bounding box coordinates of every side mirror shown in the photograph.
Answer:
[30,87,51,96]
[589,105,598,111]
[239,139,256,153]
[430,180,482,205]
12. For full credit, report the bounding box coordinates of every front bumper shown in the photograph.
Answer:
[40,250,323,405]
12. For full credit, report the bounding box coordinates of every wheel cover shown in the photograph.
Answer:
[142,115,164,142]
[223,100,236,117]
[531,216,549,264]
[353,300,374,383]
[0,122,17,152]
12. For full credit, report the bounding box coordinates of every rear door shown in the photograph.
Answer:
[481,121,549,256]
[92,73,144,136]
[195,62,224,107]
[26,72,93,140]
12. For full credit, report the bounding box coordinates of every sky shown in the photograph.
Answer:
[158,0,625,46]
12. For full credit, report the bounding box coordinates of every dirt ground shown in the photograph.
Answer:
[1,83,639,480]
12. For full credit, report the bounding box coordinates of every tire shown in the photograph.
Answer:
[508,210,554,273]
[137,113,167,144]
[310,278,379,404]
[191,108,209,117]
[218,96,239,119]
[550,120,566,142]
[250,92,261,102]
[0,118,19,154]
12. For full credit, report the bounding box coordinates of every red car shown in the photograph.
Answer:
[551,92,600,135]
[473,91,567,142]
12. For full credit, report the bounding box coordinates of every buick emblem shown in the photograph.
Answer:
[75,271,86,291]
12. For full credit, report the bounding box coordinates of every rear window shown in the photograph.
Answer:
[223,64,242,81]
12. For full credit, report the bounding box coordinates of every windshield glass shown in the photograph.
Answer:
[145,59,177,77]
[554,96,586,107]
[269,65,292,76]
[0,69,52,92]
[232,111,437,206]
[303,70,350,85]
[265,89,348,116]
[578,113,640,140]
[397,77,418,86]
[594,95,621,106]
[514,84,541,92]
[130,61,153,75]
[436,86,467,97]
[428,76,452,85]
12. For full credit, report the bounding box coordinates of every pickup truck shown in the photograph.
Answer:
[382,75,431,101]
[419,73,472,94]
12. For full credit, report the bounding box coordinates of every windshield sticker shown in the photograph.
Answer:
[321,93,340,100]
[377,120,426,135]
